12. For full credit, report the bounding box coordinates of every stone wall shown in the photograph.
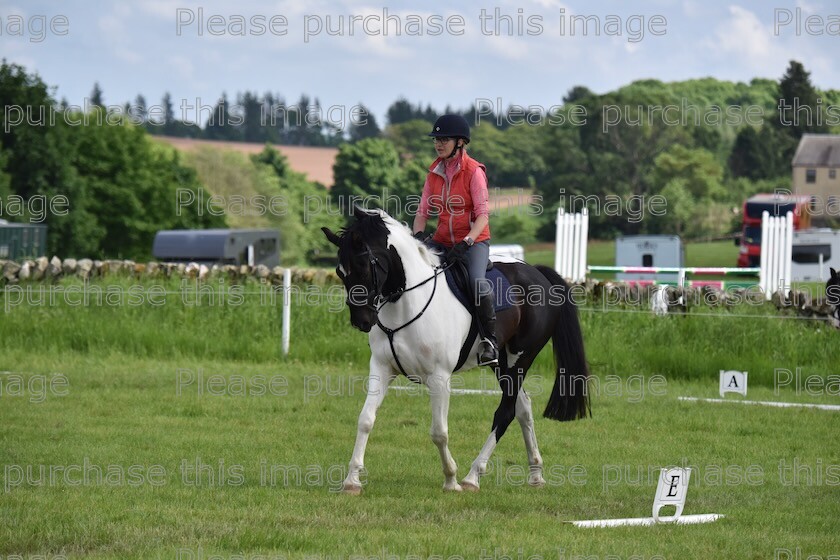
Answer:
[0,257,342,286]
[0,257,833,320]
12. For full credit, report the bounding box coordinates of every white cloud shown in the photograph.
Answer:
[529,0,568,9]
[795,0,821,16]
[705,5,780,69]
[481,35,532,61]
[136,0,178,20]
[7,0,840,129]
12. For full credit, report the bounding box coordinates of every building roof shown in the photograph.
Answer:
[0,220,47,228]
[792,134,840,167]
[747,193,809,204]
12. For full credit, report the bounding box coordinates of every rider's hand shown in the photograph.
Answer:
[413,231,430,242]
[446,241,470,264]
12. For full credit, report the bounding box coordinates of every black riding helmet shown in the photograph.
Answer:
[428,114,470,144]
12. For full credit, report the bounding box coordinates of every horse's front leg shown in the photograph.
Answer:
[427,373,461,492]
[343,361,395,495]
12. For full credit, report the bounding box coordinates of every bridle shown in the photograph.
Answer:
[353,241,451,309]
[356,242,391,310]
[350,241,453,376]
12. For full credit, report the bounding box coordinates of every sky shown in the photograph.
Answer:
[2,0,838,129]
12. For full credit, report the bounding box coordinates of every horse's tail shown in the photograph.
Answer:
[535,265,590,422]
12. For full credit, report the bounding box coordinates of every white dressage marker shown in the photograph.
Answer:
[679,396,840,412]
[571,468,723,528]
[652,467,690,522]
[720,370,748,397]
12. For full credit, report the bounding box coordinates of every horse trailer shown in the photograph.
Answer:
[153,229,280,267]
[615,235,684,283]
[0,220,48,260]
[791,229,840,282]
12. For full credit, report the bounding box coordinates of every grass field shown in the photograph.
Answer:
[1,277,839,559]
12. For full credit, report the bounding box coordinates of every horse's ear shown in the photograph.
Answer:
[322,227,341,247]
[831,268,838,279]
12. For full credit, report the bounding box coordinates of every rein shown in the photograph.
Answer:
[361,242,452,377]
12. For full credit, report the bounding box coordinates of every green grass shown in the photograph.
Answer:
[1,278,839,558]
[0,277,835,387]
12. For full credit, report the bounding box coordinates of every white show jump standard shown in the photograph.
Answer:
[555,208,588,283]
[556,210,794,300]
[678,396,840,412]
[759,211,793,301]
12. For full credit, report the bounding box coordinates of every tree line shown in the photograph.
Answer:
[2,58,839,261]
[332,60,840,241]
[0,61,224,258]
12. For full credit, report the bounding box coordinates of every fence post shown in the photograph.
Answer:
[282,268,291,356]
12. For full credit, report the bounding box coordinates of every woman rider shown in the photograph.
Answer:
[412,114,498,367]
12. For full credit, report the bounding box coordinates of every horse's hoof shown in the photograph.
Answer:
[443,482,463,492]
[461,481,480,492]
[528,477,546,488]
[342,484,362,496]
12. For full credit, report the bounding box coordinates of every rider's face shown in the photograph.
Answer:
[433,137,457,158]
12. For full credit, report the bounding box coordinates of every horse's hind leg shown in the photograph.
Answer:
[427,373,461,492]
[462,354,524,491]
[516,388,546,486]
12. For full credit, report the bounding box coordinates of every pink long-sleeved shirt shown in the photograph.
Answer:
[417,152,489,219]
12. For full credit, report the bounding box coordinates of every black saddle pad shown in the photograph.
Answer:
[444,264,516,312]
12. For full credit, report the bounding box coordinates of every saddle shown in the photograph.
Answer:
[444,260,516,313]
[444,260,517,371]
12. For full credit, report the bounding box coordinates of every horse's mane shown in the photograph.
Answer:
[339,210,441,269]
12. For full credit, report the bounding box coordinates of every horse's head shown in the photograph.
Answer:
[827,267,840,329]
[322,206,407,332]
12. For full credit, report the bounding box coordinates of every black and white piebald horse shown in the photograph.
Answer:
[322,207,589,493]
[827,268,840,329]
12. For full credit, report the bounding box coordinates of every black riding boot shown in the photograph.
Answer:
[476,293,499,366]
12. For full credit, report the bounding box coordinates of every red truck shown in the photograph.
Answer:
[737,193,811,267]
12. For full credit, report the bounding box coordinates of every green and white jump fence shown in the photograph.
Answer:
[555,209,793,301]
